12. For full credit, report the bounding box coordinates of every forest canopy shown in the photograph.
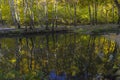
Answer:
[0,0,120,29]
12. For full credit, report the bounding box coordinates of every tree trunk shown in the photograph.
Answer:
[74,2,77,26]
[9,0,20,28]
[88,1,92,25]
[9,0,16,25]
[15,0,21,28]
[37,0,43,27]
[29,0,34,29]
[44,0,48,30]
[52,0,56,31]
[114,0,120,25]
[55,0,58,28]
[94,0,98,24]
[16,38,22,71]
[92,0,95,25]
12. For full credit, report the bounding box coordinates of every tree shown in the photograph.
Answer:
[88,0,92,25]
[0,0,119,27]
[9,0,21,28]
[44,0,49,30]
[114,0,120,25]
[74,0,77,26]
[29,0,35,29]
[52,0,58,31]
[94,0,98,24]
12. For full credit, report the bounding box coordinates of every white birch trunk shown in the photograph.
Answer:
[9,0,20,28]
[15,0,20,28]
[37,0,43,27]
[9,0,16,23]
[54,0,58,28]
[29,0,34,28]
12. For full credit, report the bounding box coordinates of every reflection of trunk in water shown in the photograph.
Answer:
[37,36,43,69]
[26,37,29,71]
[85,36,96,79]
[52,33,57,69]
[15,38,22,72]
[87,36,93,76]
[55,33,58,70]
[63,33,67,70]
[71,33,76,66]
[69,33,73,69]
[26,37,34,71]
[75,34,82,74]
[29,37,35,70]
[45,34,49,71]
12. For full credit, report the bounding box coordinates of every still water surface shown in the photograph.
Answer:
[0,33,119,80]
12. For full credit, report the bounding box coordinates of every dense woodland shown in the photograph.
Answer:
[0,0,120,29]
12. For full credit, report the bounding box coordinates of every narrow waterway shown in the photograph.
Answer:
[0,33,119,80]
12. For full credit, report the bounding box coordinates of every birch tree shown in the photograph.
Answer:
[94,0,98,24]
[29,0,34,29]
[36,0,44,27]
[88,0,92,25]
[15,0,21,28]
[44,0,48,30]
[74,0,77,26]
[9,0,20,28]
[52,0,58,31]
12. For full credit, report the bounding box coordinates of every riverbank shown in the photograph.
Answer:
[0,27,72,37]
[73,24,120,34]
[0,24,119,37]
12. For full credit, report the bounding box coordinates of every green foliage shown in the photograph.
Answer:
[0,0,119,27]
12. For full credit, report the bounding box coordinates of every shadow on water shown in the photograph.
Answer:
[0,33,120,80]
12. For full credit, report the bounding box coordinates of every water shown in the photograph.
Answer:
[0,33,119,80]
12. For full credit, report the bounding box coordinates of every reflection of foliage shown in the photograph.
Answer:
[0,33,119,79]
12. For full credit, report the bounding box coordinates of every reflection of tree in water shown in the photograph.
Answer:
[0,33,119,79]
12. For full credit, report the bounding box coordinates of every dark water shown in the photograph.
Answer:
[0,33,119,80]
